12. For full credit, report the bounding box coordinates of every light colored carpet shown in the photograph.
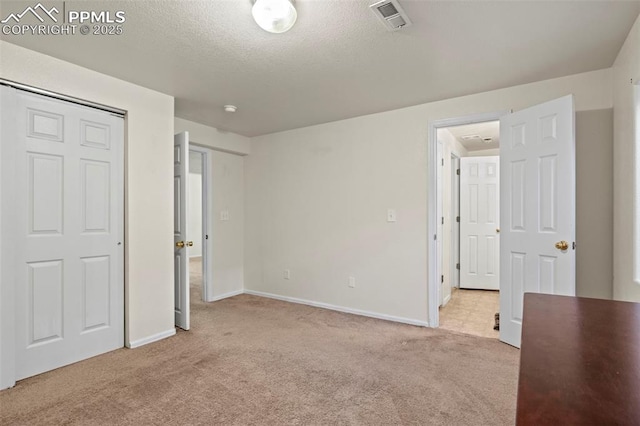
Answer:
[190,257,203,300]
[439,288,500,339]
[1,273,519,425]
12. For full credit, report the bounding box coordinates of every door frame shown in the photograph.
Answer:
[0,83,126,389]
[450,153,460,291]
[427,111,508,327]
[188,144,213,302]
[436,140,444,306]
[633,79,640,286]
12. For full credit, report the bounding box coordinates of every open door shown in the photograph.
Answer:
[460,156,500,290]
[500,95,575,348]
[174,132,190,330]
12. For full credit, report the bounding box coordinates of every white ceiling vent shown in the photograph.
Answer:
[369,0,412,31]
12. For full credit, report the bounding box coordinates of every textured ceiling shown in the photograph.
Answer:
[447,121,500,151]
[1,0,639,137]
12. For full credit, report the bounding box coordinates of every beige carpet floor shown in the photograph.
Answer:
[0,264,519,425]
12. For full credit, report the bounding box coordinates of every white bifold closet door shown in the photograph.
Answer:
[0,86,124,382]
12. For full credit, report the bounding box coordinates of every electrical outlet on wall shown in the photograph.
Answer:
[348,276,356,288]
[284,269,291,280]
[387,209,396,222]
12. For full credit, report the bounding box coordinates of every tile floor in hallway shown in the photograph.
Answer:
[439,288,500,339]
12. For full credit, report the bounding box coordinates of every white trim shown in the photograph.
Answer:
[209,289,244,302]
[244,290,429,327]
[632,80,640,286]
[442,293,451,306]
[0,86,16,390]
[126,328,176,349]
[427,111,509,328]
[0,78,126,116]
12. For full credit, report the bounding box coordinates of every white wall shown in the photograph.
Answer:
[613,15,640,302]
[175,119,246,300]
[0,41,175,346]
[188,171,203,257]
[245,68,613,325]
[576,109,614,299]
[210,150,245,298]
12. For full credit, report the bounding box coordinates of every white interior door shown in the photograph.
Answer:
[500,95,575,348]
[174,132,190,330]
[1,87,124,382]
[460,156,500,290]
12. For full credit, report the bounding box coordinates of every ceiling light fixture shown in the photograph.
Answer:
[252,0,297,34]
[224,105,237,113]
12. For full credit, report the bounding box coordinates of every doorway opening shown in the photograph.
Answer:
[428,111,507,336]
[174,132,212,331]
[429,97,576,348]
[188,149,207,305]
[437,120,500,338]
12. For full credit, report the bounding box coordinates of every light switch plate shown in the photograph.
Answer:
[387,209,397,222]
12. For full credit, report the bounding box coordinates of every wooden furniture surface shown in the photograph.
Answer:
[517,293,640,425]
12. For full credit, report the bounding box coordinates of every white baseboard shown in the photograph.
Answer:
[244,290,429,327]
[127,290,427,350]
[442,293,451,306]
[127,328,176,349]
[207,289,244,302]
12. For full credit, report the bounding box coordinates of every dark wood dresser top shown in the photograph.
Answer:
[517,293,640,425]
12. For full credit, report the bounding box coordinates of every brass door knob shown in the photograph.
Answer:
[176,241,185,248]
[187,241,194,247]
[555,240,569,251]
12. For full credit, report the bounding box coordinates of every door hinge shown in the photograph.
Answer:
[441,275,444,283]
[434,234,437,241]
[456,263,460,270]
[441,217,444,225]
[456,168,460,175]
[572,241,576,250]
[456,216,460,223]
[441,158,444,166]
[205,235,209,240]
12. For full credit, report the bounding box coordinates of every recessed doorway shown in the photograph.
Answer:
[174,132,213,331]
[437,120,501,338]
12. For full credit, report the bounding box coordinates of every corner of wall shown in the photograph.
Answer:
[611,14,640,301]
